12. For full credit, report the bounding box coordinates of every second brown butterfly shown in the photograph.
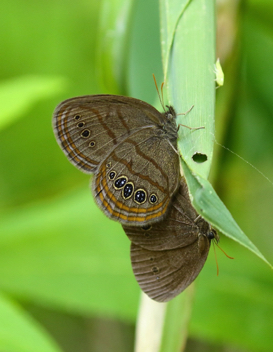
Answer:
[122,177,219,302]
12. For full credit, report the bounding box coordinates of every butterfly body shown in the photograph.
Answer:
[53,95,180,225]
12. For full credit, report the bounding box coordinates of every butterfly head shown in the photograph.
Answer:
[161,105,178,144]
[207,228,219,243]
[165,105,176,119]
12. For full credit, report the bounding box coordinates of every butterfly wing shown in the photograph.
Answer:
[122,178,201,247]
[93,127,179,225]
[122,178,213,301]
[130,234,210,302]
[53,95,170,174]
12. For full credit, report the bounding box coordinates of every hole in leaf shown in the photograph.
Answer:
[192,152,207,163]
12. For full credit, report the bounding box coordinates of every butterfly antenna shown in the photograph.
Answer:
[153,74,165,111]
[212,241,219,276]
[215,241,234,260]
[212,240,234,276]
[161,81,165,109]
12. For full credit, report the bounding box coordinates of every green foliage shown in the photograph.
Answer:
[0,0,273,351]
[0,292,62,352]
[161,0,270,268]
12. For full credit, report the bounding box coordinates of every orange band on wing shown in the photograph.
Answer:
[95,165,170,222]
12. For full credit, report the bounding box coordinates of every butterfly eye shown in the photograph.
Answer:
[207,229,217,240]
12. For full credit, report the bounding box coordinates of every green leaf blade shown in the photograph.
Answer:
[96,0,135,93]
[160,0,271,269]
[182,160,272,268]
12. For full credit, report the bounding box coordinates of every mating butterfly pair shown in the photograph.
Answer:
[53,94,218,302]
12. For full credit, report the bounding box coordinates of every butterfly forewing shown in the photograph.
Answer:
[53,95,170,173]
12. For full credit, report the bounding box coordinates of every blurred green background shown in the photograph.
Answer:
[0,0,273,351]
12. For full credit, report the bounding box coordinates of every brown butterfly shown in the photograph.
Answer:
[122,178,219,302]
[53,95,180,226]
